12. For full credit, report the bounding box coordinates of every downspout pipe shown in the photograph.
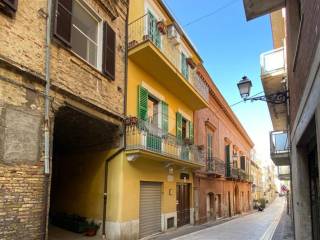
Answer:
[43,0,52,239]
[102,147,125,238]
[44,0,52,175]
[102,1,129,237]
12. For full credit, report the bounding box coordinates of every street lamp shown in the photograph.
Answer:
[237,76,252,99]
[236,76,289,104]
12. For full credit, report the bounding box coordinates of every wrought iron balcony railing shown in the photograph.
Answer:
[125,117,204,165]
[227,167,250,181]
[207,157,225,176]
[128,14,209,102]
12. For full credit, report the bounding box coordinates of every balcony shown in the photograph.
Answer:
[226,167,250,182]
[270,130,290,166]
[261,47,285,77]
[125,118,205,168]
[243,0,285,20]
[260,47,287,130]
[128,14,209,110]
[278,166,290,181]
[207,157,225,177]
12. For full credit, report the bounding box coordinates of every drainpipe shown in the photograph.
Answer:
[44,0,52,175]
[102,148,125,238]
[102,1,129,237]
[42,0,52,239]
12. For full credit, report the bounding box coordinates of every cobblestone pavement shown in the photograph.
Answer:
[172,198,286,240]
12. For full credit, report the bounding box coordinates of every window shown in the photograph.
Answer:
[71,0,100,67]
[240,156,246,171]
[54,0,116,78]
[0,0,18,16]
[182,118,188,139]
[207,132,213,158]
[137,85,168,131]
[176,113,193,143]
[147,96,159,126]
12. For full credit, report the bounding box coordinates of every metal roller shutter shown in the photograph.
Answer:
[139,182,161,238]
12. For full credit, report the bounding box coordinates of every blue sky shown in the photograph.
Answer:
[164,0,274,165]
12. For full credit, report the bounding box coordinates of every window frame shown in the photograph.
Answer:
[147,94,161,128]
[70,0,103,70]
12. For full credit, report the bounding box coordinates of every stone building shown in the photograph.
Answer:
[193,65,254,224]
[244,0,320,239]
[0,0,128,239]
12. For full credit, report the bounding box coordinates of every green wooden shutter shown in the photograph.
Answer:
[161,101,168,134]
[137,85,148,121]
[176,112,182,142]
[225,145,230,177]
[189,121,194,143]
[181,52,189,80]
[148,11,161,48]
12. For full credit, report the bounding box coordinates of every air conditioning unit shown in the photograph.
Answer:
[167,25,180,44]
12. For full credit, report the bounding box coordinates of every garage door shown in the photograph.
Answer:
[139,182,161,238]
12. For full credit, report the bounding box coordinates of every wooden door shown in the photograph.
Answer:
[177,183,190,227]
[228,192,232,217]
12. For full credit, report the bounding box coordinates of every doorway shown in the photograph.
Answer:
[177,183,190,227]
[139,182,162,238]
[228,192,232,217]
[216,194,222,218]
[234,185,240,214]
[49,107,119,238]
[308,139,320,240]
[206,193,214,220]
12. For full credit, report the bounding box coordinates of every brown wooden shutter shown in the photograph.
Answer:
[54,0,72,46]
[2,0,18,11]
[103,22,116,80]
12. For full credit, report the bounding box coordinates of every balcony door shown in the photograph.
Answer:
[147,95,161,152]
[147,11,161,48]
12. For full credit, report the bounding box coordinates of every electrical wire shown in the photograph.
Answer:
[230,91,265,107]
[183,0,239,27]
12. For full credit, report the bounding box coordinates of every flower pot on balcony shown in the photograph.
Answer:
[186,57,196,69]
[157,21,167,34]
[124,116,138,126]
[183,138,192,145]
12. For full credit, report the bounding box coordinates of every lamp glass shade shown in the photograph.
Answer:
[237,76,252,98]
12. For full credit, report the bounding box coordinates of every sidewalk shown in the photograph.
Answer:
[271,209,294,240]
[149,211,255,240]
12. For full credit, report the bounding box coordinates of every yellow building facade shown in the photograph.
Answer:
[250,160,263,205]
[106,0,209,239]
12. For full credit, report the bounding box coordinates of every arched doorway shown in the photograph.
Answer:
[234,185,240,214]
[206,192,214,220]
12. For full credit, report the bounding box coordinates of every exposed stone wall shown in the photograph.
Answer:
[0,164,48,239]
[0,65,47,239]
[0,0,128,239]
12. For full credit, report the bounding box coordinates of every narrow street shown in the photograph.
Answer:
[173,198,287,240]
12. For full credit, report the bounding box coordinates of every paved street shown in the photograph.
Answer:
[173,198,286,240]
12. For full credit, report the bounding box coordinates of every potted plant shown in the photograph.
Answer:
[157,20,167,34]
[186,57,196,69]
[85,221,100,237]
